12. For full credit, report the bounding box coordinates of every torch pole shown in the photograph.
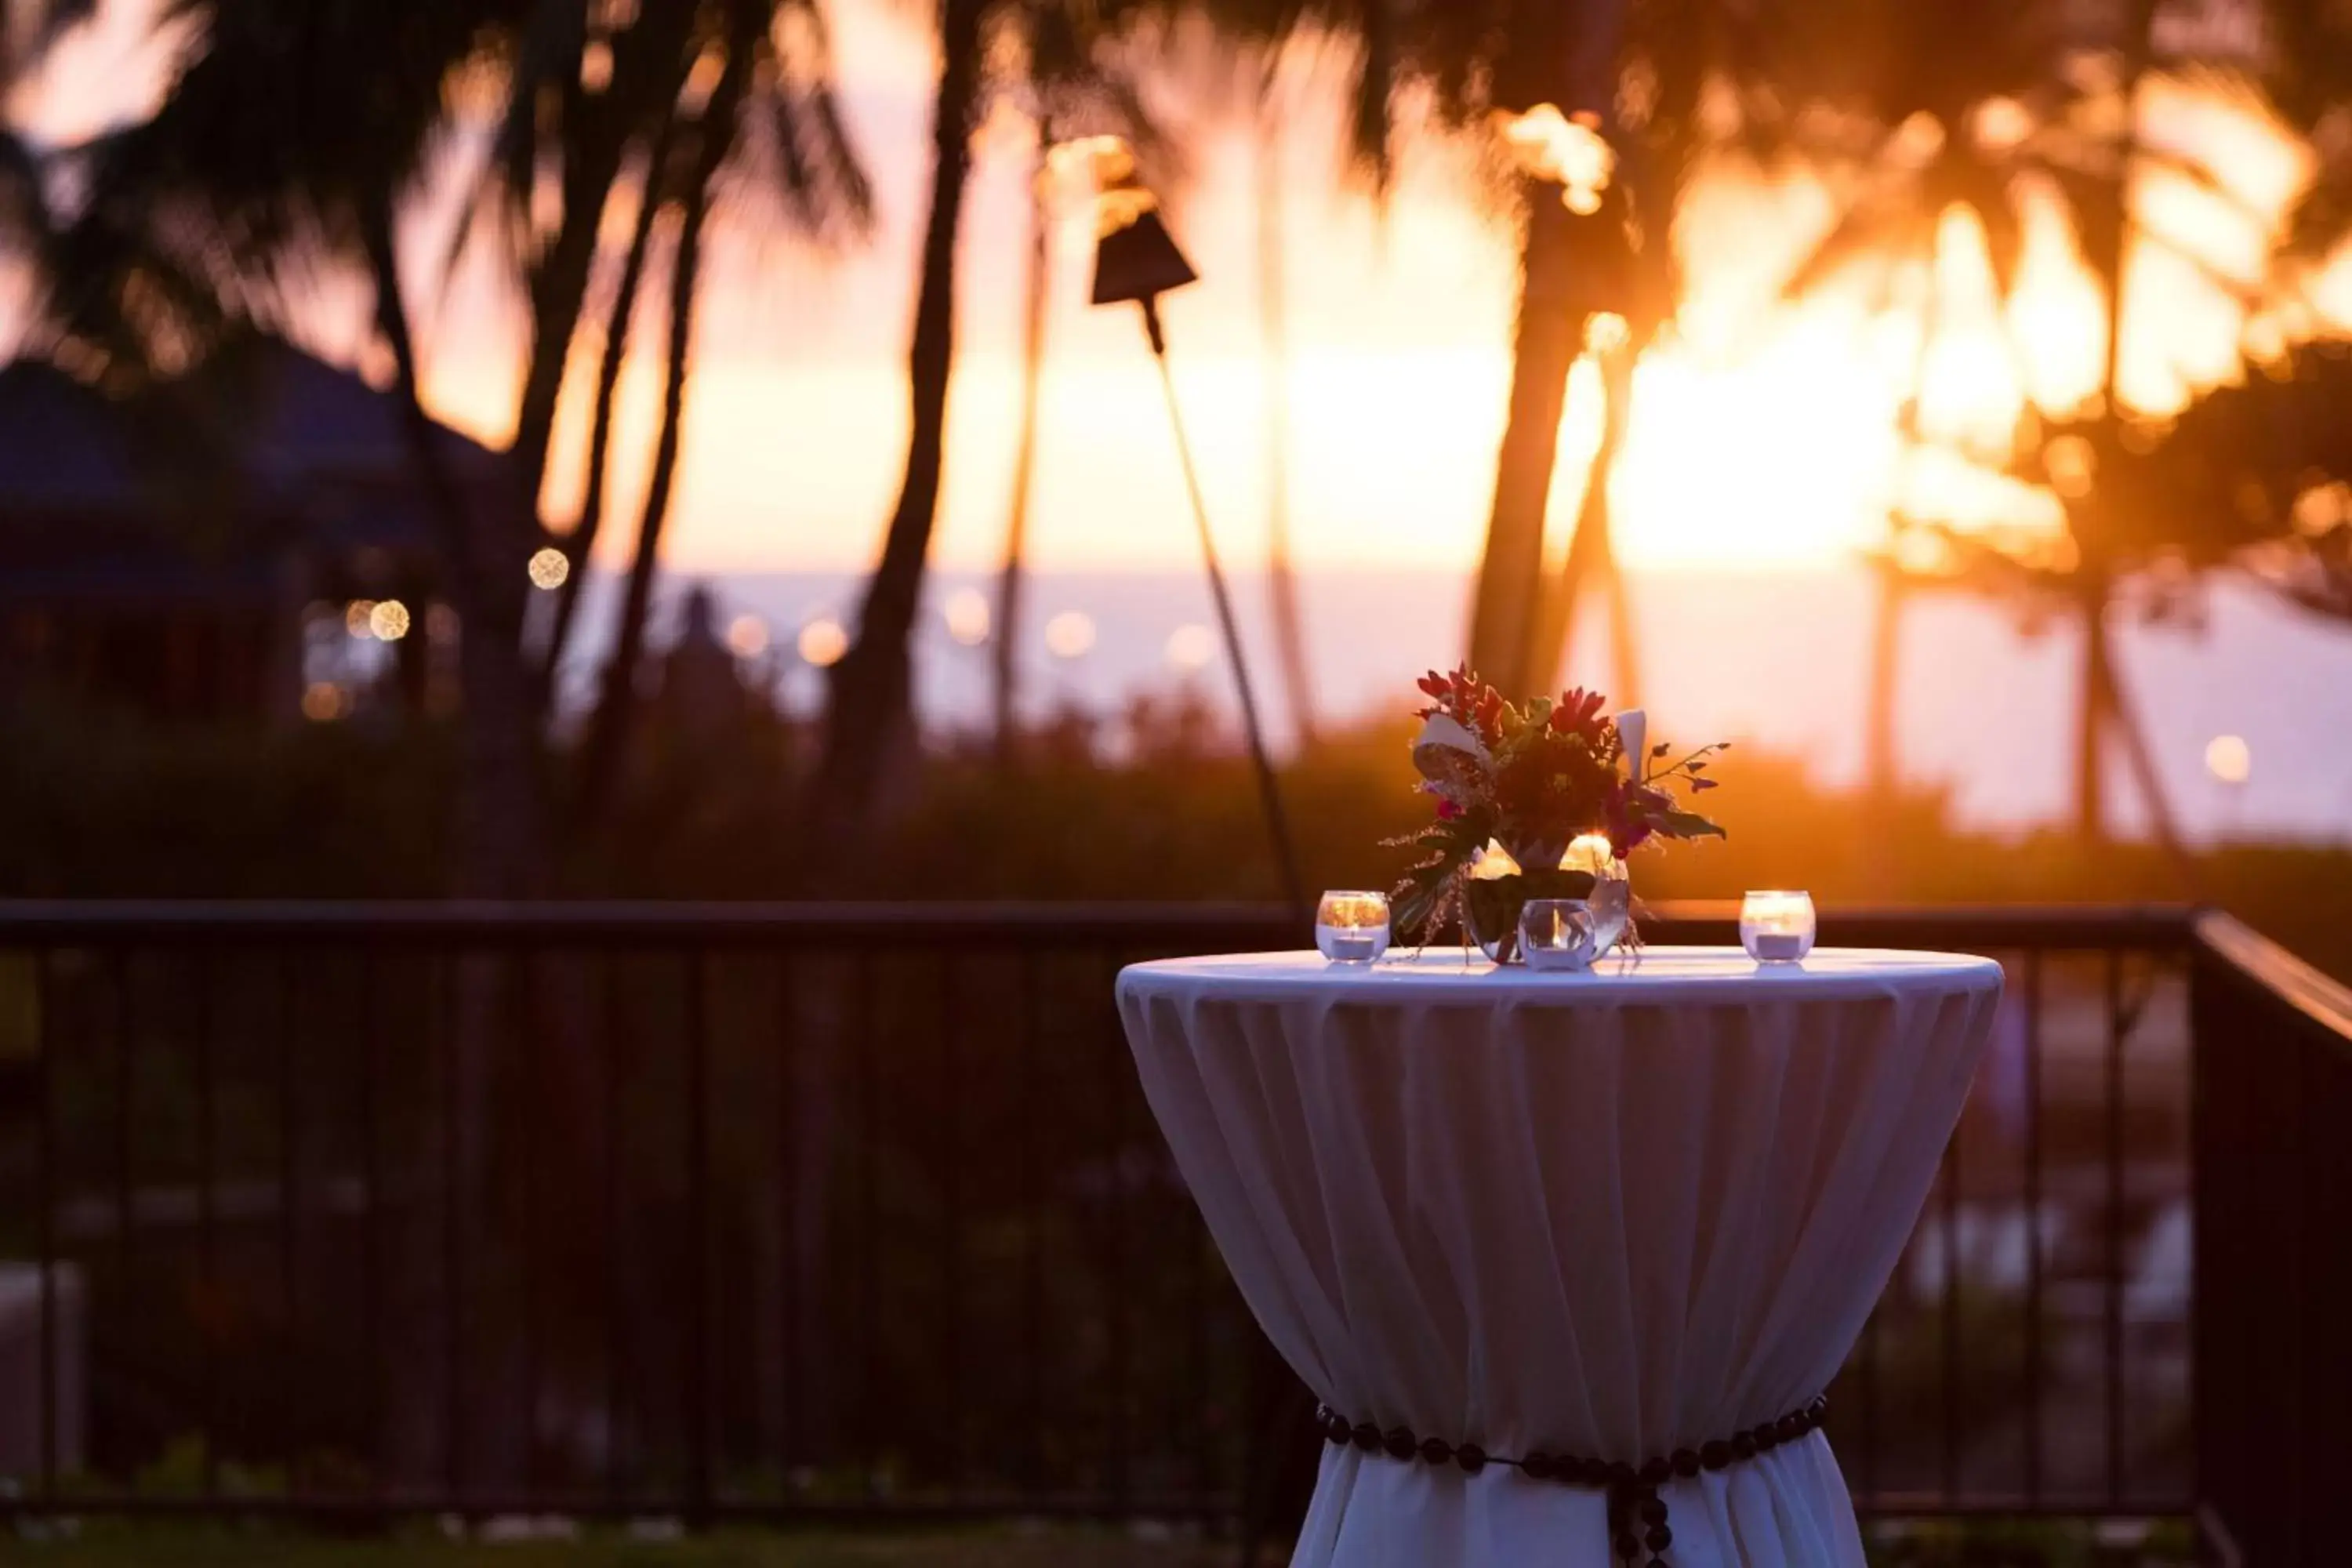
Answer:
[1140,296,1308,922]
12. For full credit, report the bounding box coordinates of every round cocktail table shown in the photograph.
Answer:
[1117,947,2002,1566]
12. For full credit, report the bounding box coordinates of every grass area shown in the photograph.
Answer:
[0,1524,1223,1568]
[0,1519,2199,1568]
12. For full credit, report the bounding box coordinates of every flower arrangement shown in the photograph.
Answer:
[1390,666,1729,945]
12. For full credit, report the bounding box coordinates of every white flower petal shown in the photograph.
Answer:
[1613,709,1646,778]
[1413,712,1490,762]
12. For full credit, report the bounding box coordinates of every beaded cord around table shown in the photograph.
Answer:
[1314,1394,1833,1567]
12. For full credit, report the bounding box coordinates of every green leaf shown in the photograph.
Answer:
[1656,809,1727,840]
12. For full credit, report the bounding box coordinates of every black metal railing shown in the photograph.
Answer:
[2190,912,2352,1567]
[0,902,2213,1530]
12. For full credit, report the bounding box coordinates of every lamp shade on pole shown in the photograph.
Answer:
[1078,178,1304,916]
[1090,205,1199,307]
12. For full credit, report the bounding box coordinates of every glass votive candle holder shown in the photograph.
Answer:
[1740,890,1817,963]
[1520,898,1602,972]
[1316,891,1392,964]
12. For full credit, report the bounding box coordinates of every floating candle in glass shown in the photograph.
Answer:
[1740,890,1817,964]
[1316,891,1392,964]
[1519,899,1602,972]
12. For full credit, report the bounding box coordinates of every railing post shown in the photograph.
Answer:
[2189,913,2352,1566]
[2189,939,2225,1562]
[685,949,713,1529]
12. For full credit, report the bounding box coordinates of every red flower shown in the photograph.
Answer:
[1417,666,1508,746]
[1549,686,1608,741]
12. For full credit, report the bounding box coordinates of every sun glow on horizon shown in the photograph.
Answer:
[396,52,2345,583]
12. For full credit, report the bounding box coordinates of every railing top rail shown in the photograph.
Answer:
[0,899,1299,946]
[2195,909,2352,1046]
[1653,902,2200,949]
[0,898,2200,949]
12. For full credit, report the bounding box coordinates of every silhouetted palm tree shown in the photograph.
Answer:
[808,0,1166,840]
[1935,343,2352,687]
[1759,0,2078,859]
[1762,0,2256,847]
[1218,0,1736,700]
[1831,0,2352,851]
[1254,45,1319,749]
[992,118,1054,760]
[20,0,869,887]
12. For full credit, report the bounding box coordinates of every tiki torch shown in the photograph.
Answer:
[1087,175,1306,920]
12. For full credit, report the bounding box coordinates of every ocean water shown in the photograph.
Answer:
[559,564,2352,847]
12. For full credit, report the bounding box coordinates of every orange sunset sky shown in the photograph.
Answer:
[13,0,2352,579]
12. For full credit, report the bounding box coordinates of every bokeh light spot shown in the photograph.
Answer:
[944,588,992,646]
[2045,434,2097,499]
[528,548,571,590]
[727,614,771,659]
[301,682,346,722]
[1164,623,1217,671]
[797,617,849,668]
[2205,734,2252,785]
[368,601,411,641]
[1044,611,1096,660]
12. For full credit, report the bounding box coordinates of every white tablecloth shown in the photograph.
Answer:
[1117,948,2003,1567]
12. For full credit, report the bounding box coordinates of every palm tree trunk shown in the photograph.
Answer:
[1602,550,1639,707]
[2074,0,2161,844]
[811,0,987,836]
[1864,284,1941,872]
[362,207,543,898]
[540,116,677,695]
[511,100,641,497]
[364,196,547,1484]
[1524,339,1632,695]
[1257,112,1316,750]
[1861,561,1907,893]
[1467,190,1580,695]
[2074,597,2114,838]
[2103,644,2194,878]
[993,128,1050,763]
[575,50,743,828]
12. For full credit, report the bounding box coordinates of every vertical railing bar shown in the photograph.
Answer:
[276,949,299,1497]
[2285,982,2310,1563]
[441,948,466,1506]
[2177,950,2198,1535]
[517,949,541,1497]
[854,950,879,1501]
[34,946,58,1503]
[600,953,626,1508]
[600,953,627,1508]
[1940,1065,1962,1505]
[938,953,964,1501]
[359,949,386,1498]
[1185,1195,1210,1512]
[113,949,135,1335]
[1101,948,1131,1514]
[1858,1307,1880,1504]
[2105,945,2126,1508]
[1019,951,1044,1497]
[771,949,800,1488]
[110,946,134,1504]
[195,950,220,1499]
[685,946,713,1526]
[2023,947,2045,1508]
